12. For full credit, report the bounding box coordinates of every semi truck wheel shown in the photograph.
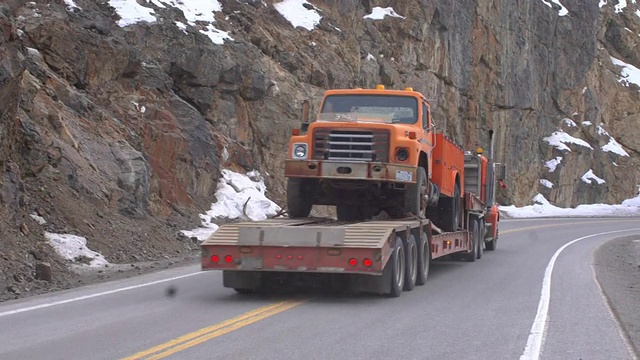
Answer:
[403,233,418,291]
[462,216,477,262]
[403,167,428,218]
[476,218,484,259]
[486,224,497,251]
[388,236,405,297]
[287,178,313,218]
[416,231,430,286]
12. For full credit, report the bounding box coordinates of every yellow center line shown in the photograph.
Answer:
[122,218,640,359]
[122,299,307,360]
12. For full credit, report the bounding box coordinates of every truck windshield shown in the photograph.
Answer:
[319,94,418,124]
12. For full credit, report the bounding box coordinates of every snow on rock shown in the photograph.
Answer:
[545,156,563,172]
[581,169,606,184]
[45,233,109,267]
[562,118,577,127]
[540,0,569,16]
[582,121,592,126]
[615,0,628,12]
[64,0,81,11]
[30,213,46,225]
[500,191,640,218]
[540,179,554,188]
[108,0,157,27]
[363,6,405,20]
[180,169,281,241]
[543,131,593,152]
[602,137,630,156]
[611,56,640,88]
[274,0,322,31]
[599,0,608,8]
[108,0,232,44]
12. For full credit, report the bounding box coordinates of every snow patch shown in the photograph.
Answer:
[363,6,405,20]
[562,118,577,127]
[30,214,46,225]
[611,56,640,88]
[581,169,606,184]
[615,0,627,12]
[108,0,158,27]
[540,179,554,188]
[274,0,322,31]
[545,157,563,172]
[599,0,608,8]
[540,0,569,16]
[180,169,281,241]
[64,0,81,11]
[543,131,593,152]
[582,121,592,126]
[45,233,109,267]
[366,53,376,61]
[602,137,630,156]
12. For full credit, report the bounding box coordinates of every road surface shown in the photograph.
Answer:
[0,217,639,360]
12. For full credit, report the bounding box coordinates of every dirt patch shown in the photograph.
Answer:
[593,235,640,358]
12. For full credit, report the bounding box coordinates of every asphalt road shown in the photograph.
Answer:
[1,217,639,360]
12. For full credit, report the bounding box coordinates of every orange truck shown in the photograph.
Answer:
[199,85,506,297]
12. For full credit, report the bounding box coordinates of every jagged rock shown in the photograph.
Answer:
[34,261,52,282]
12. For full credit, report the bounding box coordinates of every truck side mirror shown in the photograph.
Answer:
[495,163,506,181]
[301,122,309,132]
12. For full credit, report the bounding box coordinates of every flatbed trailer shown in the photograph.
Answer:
[200,192,488,297]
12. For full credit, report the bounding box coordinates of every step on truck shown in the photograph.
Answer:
[200,85,506,297]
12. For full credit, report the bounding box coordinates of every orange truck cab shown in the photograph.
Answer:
[285,85,464,230]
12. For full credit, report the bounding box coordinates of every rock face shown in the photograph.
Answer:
[1,0,640,298]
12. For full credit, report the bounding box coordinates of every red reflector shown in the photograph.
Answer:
[408,131,417,139]
[211,255,219,263]
[363,258,372,267]
[276,254,282,259]
[287,255,293,260]
[348,258,357,266]
[292,128,300,136]
[298,255,303,260]
[224,255,233,263]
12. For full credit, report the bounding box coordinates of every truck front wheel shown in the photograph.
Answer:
[403,167,428,218]
[287,178,313,218]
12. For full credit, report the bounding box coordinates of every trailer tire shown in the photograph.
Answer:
[403,234,418,291]
[388,236,405,297]
[287,178,313,218]
[416,231,430,286]
[403,167,428,218]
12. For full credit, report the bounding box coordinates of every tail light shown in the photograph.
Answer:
[211,255,219,263]
[224,255,233,263]
[363,258,372,267]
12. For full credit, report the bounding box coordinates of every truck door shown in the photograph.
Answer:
[422,102,434,176]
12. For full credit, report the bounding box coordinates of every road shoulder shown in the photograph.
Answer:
[593,235,640,359]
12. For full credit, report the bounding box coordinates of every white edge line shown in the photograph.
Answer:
[519,227,640,360]
[0,271,205,318]
[591,251,640,360]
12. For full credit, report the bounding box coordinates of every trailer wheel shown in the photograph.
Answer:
[403,167,428,218]
[287,178,313,218]
[476,218,484,260]
[388,236,405,297]
[486,225,497,251]
[403,234,418,291]
[416,231,430,286]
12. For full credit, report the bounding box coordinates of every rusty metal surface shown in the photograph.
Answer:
[202,218,427,249]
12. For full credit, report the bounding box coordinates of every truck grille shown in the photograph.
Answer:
[312,129,390,162]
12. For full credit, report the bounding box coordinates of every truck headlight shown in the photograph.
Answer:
[292,143,308,159]
[396,148,409,161]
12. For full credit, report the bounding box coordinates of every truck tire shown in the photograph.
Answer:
[442,182,461,232]
[403,167,428,218]
[287,178,313,218]
[476,218,484,259]
[416,231,430,286]
[403,233,418,291]
[485,224,497,251]
[388,236,405,297]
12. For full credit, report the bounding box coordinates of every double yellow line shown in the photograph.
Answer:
[123,299,307,360]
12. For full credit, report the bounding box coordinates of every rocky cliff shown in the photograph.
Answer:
[1,0,639,299]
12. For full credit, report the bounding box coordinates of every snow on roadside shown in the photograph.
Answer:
[45,232,109,267]
[180,169,281,241]
[500,190,640,218]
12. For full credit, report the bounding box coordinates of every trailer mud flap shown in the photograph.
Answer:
[223,270,262,290]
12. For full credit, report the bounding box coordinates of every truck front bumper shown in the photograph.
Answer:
[285,160,417,183]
